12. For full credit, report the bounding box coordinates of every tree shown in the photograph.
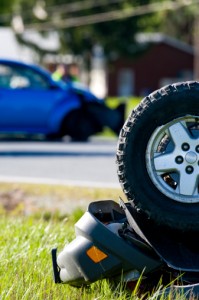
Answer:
[0,0,162,55]
[0,0,197,68]
[159,4,195,45]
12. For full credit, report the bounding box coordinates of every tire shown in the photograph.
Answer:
[117,81,199,231]
[61,108,102,141]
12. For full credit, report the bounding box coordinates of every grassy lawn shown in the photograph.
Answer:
[0,183,134,300]
[0,183,188,299]
[1,212,140,300]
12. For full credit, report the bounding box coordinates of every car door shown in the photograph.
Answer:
[0,62,64,133]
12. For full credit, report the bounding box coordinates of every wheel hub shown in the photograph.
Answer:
[146,116,199,203]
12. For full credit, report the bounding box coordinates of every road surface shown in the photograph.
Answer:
[0,137,120,188]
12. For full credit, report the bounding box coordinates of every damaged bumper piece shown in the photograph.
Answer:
[52,199,199,298]
[52,200,162,285]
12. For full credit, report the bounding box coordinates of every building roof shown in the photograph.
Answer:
[136,33,194,55]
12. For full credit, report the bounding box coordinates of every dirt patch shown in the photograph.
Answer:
[0,188,89,215]
[0,183,124,215]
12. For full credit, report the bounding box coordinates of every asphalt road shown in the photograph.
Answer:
[0,137,120,188]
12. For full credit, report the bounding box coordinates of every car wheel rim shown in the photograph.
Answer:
[146,115,199,203]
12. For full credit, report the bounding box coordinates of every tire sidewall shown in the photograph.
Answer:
[121,87,199,230]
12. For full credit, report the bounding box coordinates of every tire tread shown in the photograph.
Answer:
[116,81,199,230]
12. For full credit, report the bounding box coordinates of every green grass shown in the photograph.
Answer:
[0,183,134,299]
[0,183,191,299]
[0,213,140,300]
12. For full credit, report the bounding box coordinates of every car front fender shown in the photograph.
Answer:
[48,95,81,133]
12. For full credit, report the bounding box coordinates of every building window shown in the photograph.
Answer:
[117,68,134,96]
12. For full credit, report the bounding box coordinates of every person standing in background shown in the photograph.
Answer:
[67,63,80,82]
[52,63,80,83]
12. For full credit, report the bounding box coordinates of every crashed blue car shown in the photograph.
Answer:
[0,59,124,140]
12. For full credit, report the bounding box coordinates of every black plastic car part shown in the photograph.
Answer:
[52,199,199,298]
[52,200,162,286]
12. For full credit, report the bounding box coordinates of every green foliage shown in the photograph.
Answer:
[159,5,196,45]
[0,0,16,14]
[56,0,163,59]
[0,0,196,65]
[0,0,162,57]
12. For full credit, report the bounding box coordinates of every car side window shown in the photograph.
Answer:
[0,64,50,90]
[0,65,13,88]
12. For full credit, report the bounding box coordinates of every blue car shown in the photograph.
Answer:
[0,59,124,141]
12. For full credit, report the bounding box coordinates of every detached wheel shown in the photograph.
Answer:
[117,81,199,231]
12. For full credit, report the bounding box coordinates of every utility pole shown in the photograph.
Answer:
[193,12,199,80]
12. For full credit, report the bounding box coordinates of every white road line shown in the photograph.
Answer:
[0,175,120,189]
